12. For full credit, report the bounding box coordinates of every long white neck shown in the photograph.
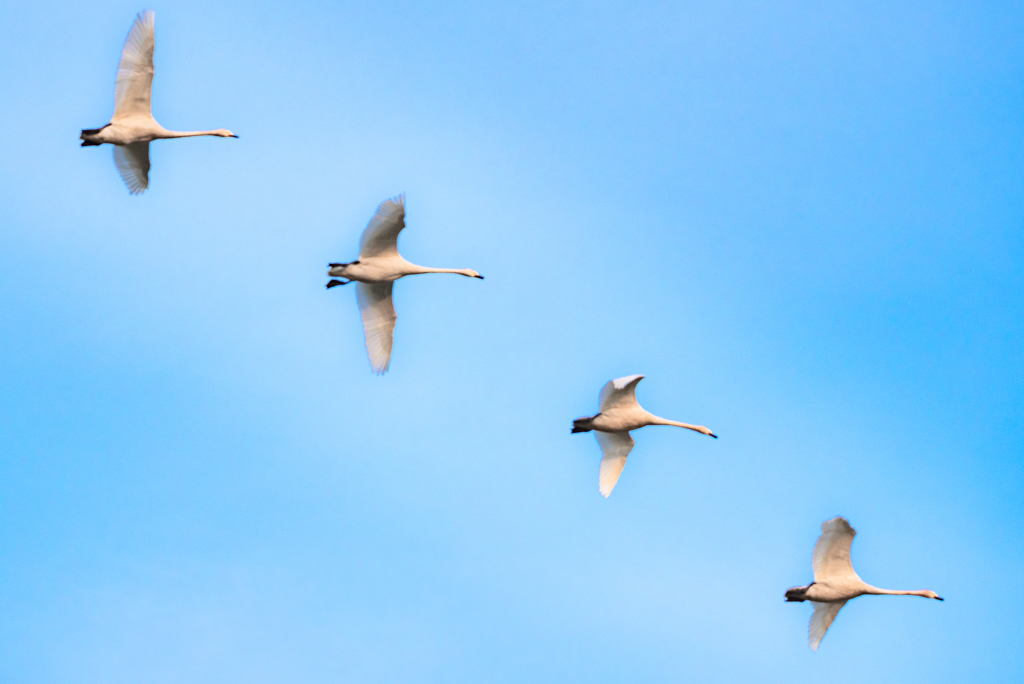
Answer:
[159,129,227,139]
[863,586,934,598]
[405,264,479,277]
[644,413,716,437]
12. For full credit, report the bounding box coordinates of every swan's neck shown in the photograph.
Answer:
[645,414,714,436]
[863,587,932,598]
[159,129,226,139]
[405,264,476,277]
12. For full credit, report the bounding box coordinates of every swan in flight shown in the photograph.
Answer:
[326,194,483,374]
[80,11,237,194]
[785,516,943,651]
[571,375,717,497]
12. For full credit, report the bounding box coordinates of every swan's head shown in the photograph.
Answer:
[215,129,239,138]
[466,269,484,279]
[922,590,943,601]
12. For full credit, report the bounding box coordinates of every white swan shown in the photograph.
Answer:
[786,516,943,651]
[572,375,717,497]
[326,195,483,374]
[80,11,237,194]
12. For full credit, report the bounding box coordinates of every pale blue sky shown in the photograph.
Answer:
[1,1,1022,682]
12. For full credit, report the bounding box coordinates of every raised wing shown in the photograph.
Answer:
[598,374,644,412]
[113,11,155,120]
[812,516,860,583]
[358,195,406,259]
[356,281,397,374]
[808,600,847,651]
[595,431,635,497]
[112,142,150,194]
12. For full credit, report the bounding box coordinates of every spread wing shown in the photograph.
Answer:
[113,11,155,120]
[809,600,847,651]
[358,195,406,259]
[112,142,150,194]
[598,375,644,412]
[812,516,860,583]
[595,431,635,497]
[356,282,397,374]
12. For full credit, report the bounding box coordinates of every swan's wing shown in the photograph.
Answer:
[358,195,406,259]
[598,375,645,412]
[595,431,635,498]
[112,142,150,195]
[356,281,396,374]
[808,600,847,651]
[113,11,155,120]
[812,516,859,583]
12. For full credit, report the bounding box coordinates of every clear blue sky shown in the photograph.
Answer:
[1,0,1022,681]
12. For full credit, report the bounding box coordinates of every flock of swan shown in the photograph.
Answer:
[80,10,943,652]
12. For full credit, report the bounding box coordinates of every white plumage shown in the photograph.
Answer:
[355,282,397,374]
[786,516,944,651]
[80,11,237,194]
[573,375,717,497]
[327,195,484,374]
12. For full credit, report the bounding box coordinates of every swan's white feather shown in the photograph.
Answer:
[113,10,155,120]
[112,142,150,194]
[356,281,397,374]
[595,430,635,497]
[598,374,644,412]
[808,600,847,651]
[812,516,860,583]
[359,195,406,259]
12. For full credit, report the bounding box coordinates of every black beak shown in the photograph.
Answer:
[326,279,348,289]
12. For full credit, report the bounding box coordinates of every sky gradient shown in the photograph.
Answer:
[1,1,1022,681]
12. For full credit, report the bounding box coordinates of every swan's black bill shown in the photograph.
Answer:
[326,279,349,289]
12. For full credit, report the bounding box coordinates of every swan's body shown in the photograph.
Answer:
[786,517,943,651]
[326,195,483,374]
[572,375,716,497]
[80,11,237,194]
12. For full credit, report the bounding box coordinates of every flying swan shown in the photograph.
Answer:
[571,375,717,497]
[785,516,943,651]
[80,10,237,194]
[326,194,483,374]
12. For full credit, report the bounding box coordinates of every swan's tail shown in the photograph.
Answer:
[572,417,594,434]
[80,124,110,146]
[785,584,813,602]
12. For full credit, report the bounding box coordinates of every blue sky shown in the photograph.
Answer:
[1,0,1022,681]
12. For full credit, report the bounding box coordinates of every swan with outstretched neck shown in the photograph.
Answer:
[786,516,943,651]
[572,375,717,497]
[326,194,483,374]
[80,11,237,194]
